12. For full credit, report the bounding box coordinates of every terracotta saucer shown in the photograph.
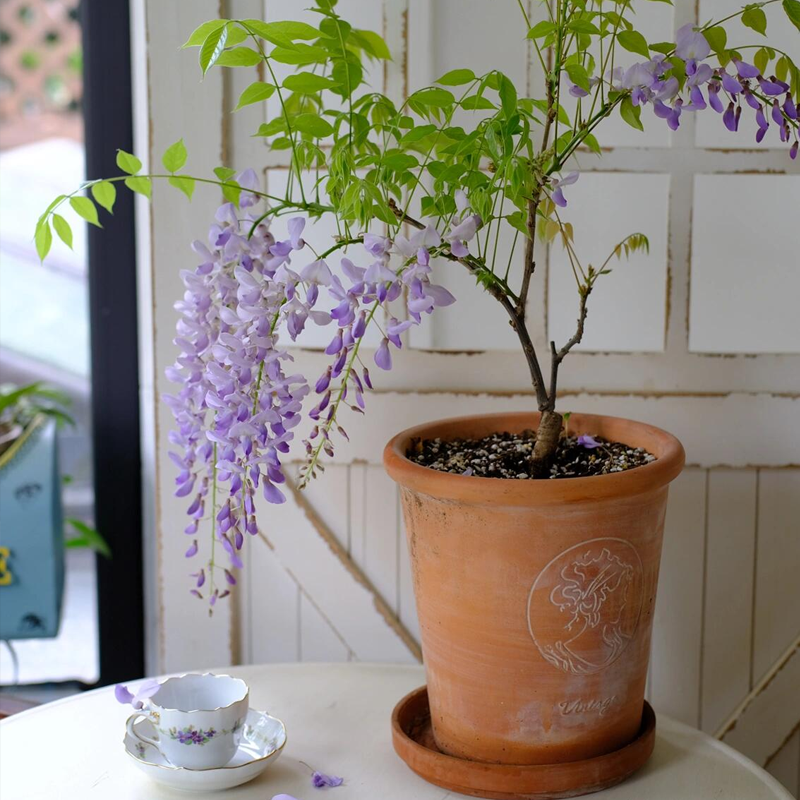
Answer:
[391,686,656,800]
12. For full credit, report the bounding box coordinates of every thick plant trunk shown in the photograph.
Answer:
[531,410,562,478]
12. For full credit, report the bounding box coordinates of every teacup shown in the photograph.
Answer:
[125,673,249,769]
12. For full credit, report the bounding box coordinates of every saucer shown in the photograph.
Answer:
[124,707,287,792]
[391,686,656,799]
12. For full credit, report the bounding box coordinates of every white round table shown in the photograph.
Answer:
[0,663,792,799]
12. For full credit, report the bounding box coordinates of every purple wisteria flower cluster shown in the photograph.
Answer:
[164,173,471,604]
[616,24,798,155]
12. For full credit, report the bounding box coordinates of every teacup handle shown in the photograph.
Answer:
[126,713,165,758]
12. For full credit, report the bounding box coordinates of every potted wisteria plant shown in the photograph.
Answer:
[36,0,799,796]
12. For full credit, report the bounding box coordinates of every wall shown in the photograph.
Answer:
[132,1,800,795]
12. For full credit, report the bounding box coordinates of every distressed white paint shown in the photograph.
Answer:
[548,172,670,353]
[701,469,757,734]
[650,468,707,727]
[753,471,800,683]
[722,640,800,770]
[689,175,800,354]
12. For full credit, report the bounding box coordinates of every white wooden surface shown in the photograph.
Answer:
[0,664,794,800]
[132,1,800,796]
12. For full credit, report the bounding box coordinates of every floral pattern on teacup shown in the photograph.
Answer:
[163,718,243,746]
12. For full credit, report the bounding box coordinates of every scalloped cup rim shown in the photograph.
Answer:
[384,411,685,506]
[151,672,250,713]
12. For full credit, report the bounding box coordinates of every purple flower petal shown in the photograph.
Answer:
[375,339,392,371]
[734,60,760,79]
[577,434,601,449]
[312,771,344,788]
[115,684,135,705]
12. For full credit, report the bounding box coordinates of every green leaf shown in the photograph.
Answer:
[461,94,496,110]
[91,180,116,213]
[783,0,800,31]
[620,96,644,131]
[400,124,436,144]
[182,19,227,48]
[283,72,338,93]
[498,74,517,118]
[235,80,276,110]
[292,113,334,137]
[565,63,590,93]
[200,23,228,74]
[214,166,237,181]
[527,20,556,39]
[52,214,73,248]
[754,47,770,75]
[253,118,287,137]
[332,58,362,96]
[583,133,601,154]
[649,41,674,55]
[617,30,650,59]
[221,180,241,206]
[65,518,111,559]
[70,196,102,227]
[776,56,789,82]
[742,5,768,35]
[704,26,727,55]
[35,219,52,261]
[125,176,152,199]
[169,176,196,200]
[116,149,141,174]
[351,29,391,59]
[249,19,319,41]
[413,87,455,107]
[270,44,329,65]
[162,139,187,173]
[568,19,600,34]
[436,68,476,86]
[215,47,262,67]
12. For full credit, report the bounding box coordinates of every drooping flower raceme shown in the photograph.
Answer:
[613,25,798,152]
[164,177,476,605]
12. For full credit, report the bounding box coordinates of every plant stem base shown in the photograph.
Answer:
[391,686,656,800]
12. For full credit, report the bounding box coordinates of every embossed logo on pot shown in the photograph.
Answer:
[558,696,619,717]
[527,538,643,675]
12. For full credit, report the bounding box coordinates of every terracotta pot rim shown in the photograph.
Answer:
[384,411,685,506]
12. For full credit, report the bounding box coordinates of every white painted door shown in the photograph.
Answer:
[132,1,800,794]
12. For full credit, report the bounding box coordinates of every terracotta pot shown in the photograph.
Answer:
[384,412,684,768]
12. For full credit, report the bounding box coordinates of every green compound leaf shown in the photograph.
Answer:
[436,68,476,86]
[169,176,196,200]
[742,5,768,35]
[292,113,335,137]
[200,23,228,74]
[783,0,800,31]
[35,219,52,261]
[234,81,276,110]
[215,47,262,67]
[620,96,644,131]
[125,176,152,199]
[116,149,142,175]
[70,196,102,227]
[617,30,650,59]
[162,139,188,173]
[52,214,73,249]
[91,180,116,213]
[182,19,228,48]
[283,72,339,93]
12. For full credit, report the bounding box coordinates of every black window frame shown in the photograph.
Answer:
[81,0,145,686]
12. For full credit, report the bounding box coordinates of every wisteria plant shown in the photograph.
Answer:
[36,0,800,607]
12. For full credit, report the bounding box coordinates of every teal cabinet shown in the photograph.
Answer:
[0,416,65,640]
